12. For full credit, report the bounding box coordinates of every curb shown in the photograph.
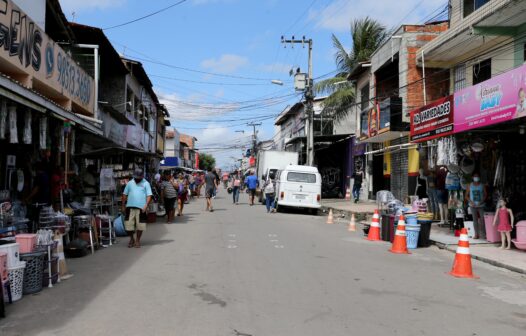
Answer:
[431,240,526,275]
[320,205,373,222]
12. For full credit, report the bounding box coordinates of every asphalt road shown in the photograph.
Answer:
[1,191,526,336]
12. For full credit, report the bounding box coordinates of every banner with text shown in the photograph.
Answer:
[410,95,454,142]
[0,0,95,115]
[454,64,526,132]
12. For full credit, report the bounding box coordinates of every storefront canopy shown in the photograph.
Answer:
[74,147,159,158]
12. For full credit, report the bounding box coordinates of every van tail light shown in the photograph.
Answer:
[280,192,284,199]
[317,194,321,202]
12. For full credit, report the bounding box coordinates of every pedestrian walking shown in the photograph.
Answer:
[352,168,364,203]
[122,168,152,248]
[245,170,259,206]
[195,173,203,198]
[232,172,242,204]
[160,171,177,223]
[205,169,218,211]
[263,177,276,213]
[176,173,188,216]
[212,169,220,198]
[189,173,196,199]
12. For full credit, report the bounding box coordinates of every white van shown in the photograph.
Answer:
[275,165,322,213]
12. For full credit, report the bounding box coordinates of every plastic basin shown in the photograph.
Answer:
[512,240,526,251]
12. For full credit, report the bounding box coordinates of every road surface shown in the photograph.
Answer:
[1,191,526,335]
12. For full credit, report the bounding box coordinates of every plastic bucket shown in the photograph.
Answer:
[406,215,418,226]
[0,243,20,268]
[417,220,432,247]
[20,252,46,295]
[406,224,421,249]
[5,261,25,302]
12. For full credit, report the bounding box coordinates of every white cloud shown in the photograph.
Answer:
[59,0,125,12]
[201,54,249,74]
[159,92,239,121]
[312,0,446,32]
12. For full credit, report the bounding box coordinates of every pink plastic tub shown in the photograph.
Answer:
[484,213,501,243]
[15,234,38,254]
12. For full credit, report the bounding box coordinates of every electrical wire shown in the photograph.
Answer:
[103,0,188,30]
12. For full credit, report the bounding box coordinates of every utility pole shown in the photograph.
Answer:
[281,35,314,166]
[247,122,262,157]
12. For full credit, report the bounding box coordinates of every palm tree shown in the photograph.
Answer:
[315,17,388,121]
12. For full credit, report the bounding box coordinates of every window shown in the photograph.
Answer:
[463,0,490,18]
[287,172,317,183]
[454,64,466,92]
[473,59,491,85]
[360,84,370,112]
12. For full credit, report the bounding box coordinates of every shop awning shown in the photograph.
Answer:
[74,147,160,158]
[0,74,103,136]
[364,142,417,155]
[359,131,410,144]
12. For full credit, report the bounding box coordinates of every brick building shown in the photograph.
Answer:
[355,22,449,202]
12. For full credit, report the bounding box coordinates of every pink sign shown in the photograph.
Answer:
[454,64,526,132]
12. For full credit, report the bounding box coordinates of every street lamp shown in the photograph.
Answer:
[271,80,284,86]
[235,130,245,134]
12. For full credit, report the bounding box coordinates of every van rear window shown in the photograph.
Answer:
[287,172,316,183]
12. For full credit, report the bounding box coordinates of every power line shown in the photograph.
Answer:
[103,0,188,30]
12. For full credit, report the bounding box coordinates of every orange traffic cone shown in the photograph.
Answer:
[345,187,351,201]
[389,215,410,254]
[449,228,478,279]
[348,213,356,232]
[326,209,334,224]
[367,209,381,241]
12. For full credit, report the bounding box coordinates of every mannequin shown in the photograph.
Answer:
[466,173,487,240]
[436,166,449,225]
[492,199,514,249]
[415,168,428,199]
[426,170,439,220]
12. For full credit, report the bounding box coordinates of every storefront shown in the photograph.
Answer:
[411,65,526,250]
[359,97,415,202]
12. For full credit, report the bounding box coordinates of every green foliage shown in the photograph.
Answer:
[315,16,387,121]
[199,153,216,171]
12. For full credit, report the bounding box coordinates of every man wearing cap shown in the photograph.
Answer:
[122,169,153,248]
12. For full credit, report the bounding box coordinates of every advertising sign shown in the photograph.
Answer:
[410,95,454,142]
[454,64,526,132]
[0,0,95,115]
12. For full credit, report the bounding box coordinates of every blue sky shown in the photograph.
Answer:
[60,0,447,169]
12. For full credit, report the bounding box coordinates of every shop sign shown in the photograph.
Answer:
[0,0,95,115]
[360,103,384,140]
[410,95,454,142]
[454,63,526,132]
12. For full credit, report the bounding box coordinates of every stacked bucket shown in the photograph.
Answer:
[0,242,26,303]
[405,213,420,249]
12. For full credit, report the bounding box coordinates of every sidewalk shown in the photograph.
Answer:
[431,225,526,275]
[320,199,377,221]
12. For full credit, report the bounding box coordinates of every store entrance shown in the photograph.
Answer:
[372,154,384,197]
